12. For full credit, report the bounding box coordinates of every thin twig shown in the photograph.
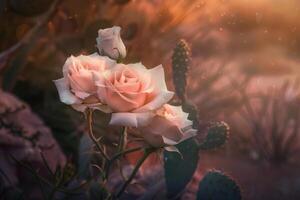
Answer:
[110,146,144,162]
[0,167,13,186]
[118,127,127,152]
[117,159,128,182]
[10,155,49,200]
[116,127,128,181]
[40,151,55,178]
[116,148,155,198]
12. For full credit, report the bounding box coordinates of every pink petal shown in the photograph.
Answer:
[109,112,155,127]
[53,78,79,105]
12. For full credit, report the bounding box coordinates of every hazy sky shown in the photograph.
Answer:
[115,0,300,77]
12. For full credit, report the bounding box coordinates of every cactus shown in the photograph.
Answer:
[172,39,191,101]
[197,170,242,200]
[166,40,199,198]
[164,139,199,199]
[165,40,240,200]
[172,39,198,129]
[199,121,229,150]
[182,101,199,129]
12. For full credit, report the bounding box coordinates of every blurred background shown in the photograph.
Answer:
[1,0,300,199]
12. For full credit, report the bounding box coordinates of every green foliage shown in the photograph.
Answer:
[0,187,23,200]
[9,0,53,16]
[199,121,229,150]
[164,138,199,199]
[78,135,93,180]
[89,180,109,200]
[172,39,191,100]
[197,171,242,200]
[62,163,76,183]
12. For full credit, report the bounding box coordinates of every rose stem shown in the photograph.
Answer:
[86,108,109,161]
[111,146,143,162]
[115,148,155,198]
[118,127,127,152]
[117,127,127,181]
[104,146,144,181]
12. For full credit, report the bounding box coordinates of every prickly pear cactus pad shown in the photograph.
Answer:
[164,138,199,198]
[197,171,242,200]
[199,121,229,150]
[172,39,191,101]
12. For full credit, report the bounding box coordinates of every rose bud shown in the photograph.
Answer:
[96,26,127,60]
[53,54,116,112]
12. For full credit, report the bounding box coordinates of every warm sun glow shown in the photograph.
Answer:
[1,1,300,199]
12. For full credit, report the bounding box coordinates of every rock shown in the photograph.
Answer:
[0,90,66,191]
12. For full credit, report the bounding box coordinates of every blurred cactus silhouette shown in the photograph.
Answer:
[197,170,242,200]
[230,78,300,164]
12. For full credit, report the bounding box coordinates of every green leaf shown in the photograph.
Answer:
[164,138,199,199]
[197,171,242,200]
[78,135,93,180]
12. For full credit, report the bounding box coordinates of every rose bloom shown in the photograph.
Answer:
[53,54,116,112]
[96,26,126,60]
[94,63,174,127]
[137,104,197,151]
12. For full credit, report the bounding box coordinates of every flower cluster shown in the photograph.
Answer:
[54,26,197,149]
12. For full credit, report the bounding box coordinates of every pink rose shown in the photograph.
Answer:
[96,26,126,60]
[137,104,197,151]
[94,63,174,127]
[53,54,116,112]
